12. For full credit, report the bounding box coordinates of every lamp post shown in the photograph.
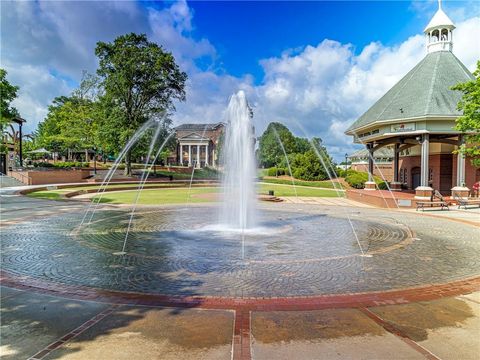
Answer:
[345,153,348,171]
[93,146,97,175]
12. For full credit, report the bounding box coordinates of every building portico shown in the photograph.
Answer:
[173,123,224,168]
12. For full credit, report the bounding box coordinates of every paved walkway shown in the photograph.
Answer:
[1,285,479,360]
[403,206,480,226]
[1,189,480,359]
[280,196,372,207]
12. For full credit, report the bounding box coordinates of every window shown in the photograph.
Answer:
[441,29,448,41]
[400,168,404,183]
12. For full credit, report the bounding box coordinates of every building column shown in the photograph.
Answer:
[451,134,470,198]
[391,143,402,190]
[179,144,183,165]
[364,143,376,190]
[196,145,200,168]
[188,145,192,167]
[415,133,433,199]
[205,144,209,166]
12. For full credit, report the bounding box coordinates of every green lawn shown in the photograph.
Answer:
[92,187,220,205]
[27,181,341,204]
[26,182,201,200]
[260,177,338,189]
[258,183,341,197]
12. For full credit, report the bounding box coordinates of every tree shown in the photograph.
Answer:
[95,33,187,175]
[286,138,334,181]
[257,122,298,167]
[1,69,19,156]
[452,60,480,167]
[37,96,97,160]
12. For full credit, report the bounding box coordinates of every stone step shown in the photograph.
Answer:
[0,175,25,188]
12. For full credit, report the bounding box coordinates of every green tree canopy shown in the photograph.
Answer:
[37,95,97,158]
[452,60,480,167]
[95,33,187,174]
[0,69,19,130]
[257,122,298,167]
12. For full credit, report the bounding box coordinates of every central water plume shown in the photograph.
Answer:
[220,91,257,230]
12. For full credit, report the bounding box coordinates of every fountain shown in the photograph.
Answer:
[3,91,480,302]
[220,91,257,231]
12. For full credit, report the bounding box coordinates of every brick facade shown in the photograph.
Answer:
[398,154,479,194]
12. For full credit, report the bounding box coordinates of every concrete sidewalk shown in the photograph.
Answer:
[1,286,479,360]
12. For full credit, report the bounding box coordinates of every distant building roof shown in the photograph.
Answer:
[12,116,26,125]
[345,51,474,135]
[348,147,394,160]
[175,123,224,131]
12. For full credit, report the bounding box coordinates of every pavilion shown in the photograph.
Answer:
[1,116,25,173]
[345,1,478,199]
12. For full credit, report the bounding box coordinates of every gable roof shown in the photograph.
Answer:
[345,51,474,135]
[348,147,393,160]
[178,132,211,141]
[175,123,224,132]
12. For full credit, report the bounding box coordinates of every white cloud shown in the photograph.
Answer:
[2,0,479,161]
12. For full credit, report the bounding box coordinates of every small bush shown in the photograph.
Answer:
[53,161,88,168]
[33,161,88,169]
[377,181,389,190]
[33,162,54,168]
[345,171,369,189]
[267,167,286,176]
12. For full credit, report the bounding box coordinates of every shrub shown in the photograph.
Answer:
[53,161,88,168]
[267,167,286,176]
[33,162,54,168]
[377,180,389,190]
[345,171,369,189]
[33,161,88,169]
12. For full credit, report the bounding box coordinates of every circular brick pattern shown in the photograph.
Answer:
[1,204,480,298]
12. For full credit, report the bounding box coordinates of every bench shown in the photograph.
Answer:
[416,190,450,211]
[453,194,480,209]
[416,201,449,211]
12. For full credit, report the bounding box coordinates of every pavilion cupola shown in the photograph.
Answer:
[424,0,455,53]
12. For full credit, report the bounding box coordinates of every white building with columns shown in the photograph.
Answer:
[345,1,479,199]
[173,123,224,168]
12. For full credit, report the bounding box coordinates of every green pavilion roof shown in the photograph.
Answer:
[345,51,474,134]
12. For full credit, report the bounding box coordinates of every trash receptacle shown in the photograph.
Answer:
[268,190,274,196]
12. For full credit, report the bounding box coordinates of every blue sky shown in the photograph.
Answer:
[186,1,418,78]
[2,0,479,159]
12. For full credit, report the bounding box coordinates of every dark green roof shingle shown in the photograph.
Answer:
[346,51,474,134]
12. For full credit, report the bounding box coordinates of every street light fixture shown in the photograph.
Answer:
[345,153,348,170]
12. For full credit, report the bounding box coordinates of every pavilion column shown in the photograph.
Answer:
[196,144,200,168]
[205,144,209,166]
[188,145,192,167]
[415,133,433,200]
[365,143,376,190]
[391,143,402,190]
[451,134,470,198]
